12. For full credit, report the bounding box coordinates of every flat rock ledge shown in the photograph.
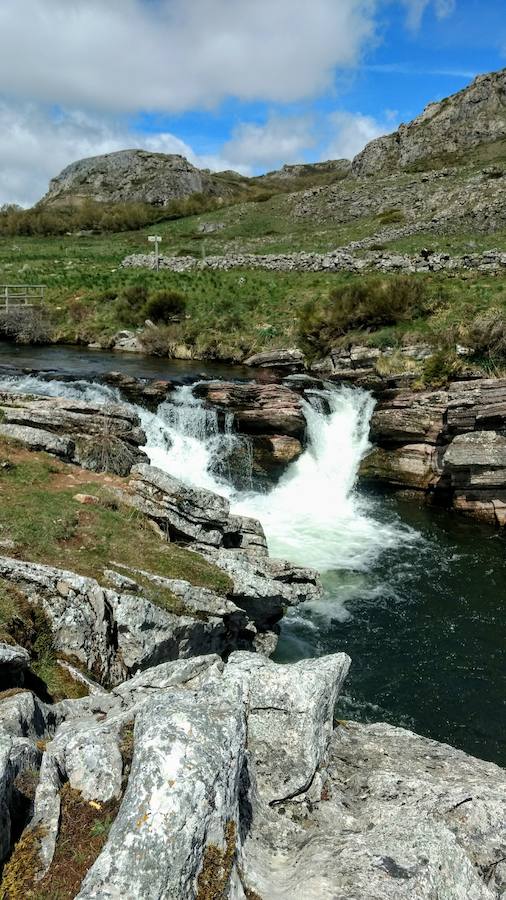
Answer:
[0,393,147,476]
[1,651,505,899]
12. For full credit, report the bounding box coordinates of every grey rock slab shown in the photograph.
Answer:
[194,546,323,629]
[226,651,351,804]
[0,640,30,672]
[0,424,73,458]
[76,679,247,900]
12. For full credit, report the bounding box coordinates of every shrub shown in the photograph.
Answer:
[139,324,180,356]
[143,289,187,323]
[120,283,149,309]
[298,276,433,355]
[422,350,463,386]
[468,308,506,360]
[0,307,52,344]
[376,208,405,225]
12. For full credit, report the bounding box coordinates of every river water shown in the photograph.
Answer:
[1,342,505,765]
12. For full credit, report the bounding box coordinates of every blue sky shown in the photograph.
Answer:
[0,0,504,205]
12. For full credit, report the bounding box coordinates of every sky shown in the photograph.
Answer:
[0,0,505,207]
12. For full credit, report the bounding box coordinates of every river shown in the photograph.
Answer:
[1,341,505,766]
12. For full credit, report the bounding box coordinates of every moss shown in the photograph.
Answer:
[0,825,46,900]
[26,784,122,900]
[196,821,237,900]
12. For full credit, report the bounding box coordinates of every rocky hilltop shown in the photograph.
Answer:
[39,149,244,208]
[353,67,506,176]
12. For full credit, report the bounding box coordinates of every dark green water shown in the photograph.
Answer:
[276,494,506,766]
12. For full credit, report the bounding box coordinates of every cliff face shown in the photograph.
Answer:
[39,149,239,207]
[352,68,506,175]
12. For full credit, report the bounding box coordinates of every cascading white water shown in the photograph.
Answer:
[233,387,406,572]
[0,373,410,581]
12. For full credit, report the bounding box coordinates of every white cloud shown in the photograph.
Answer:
[0,0,377,113]
[0,102,245,207]
[324,111,394,160]
[223,116,315,170]
[401,0,456,30]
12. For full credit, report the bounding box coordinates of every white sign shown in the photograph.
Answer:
[148,235,162,243]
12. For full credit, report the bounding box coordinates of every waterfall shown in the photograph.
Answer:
[0,371,409,580]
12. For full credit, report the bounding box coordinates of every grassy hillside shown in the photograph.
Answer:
[1,146,506,374]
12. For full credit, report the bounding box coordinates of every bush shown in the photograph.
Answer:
[0,308,52,344]
[422,350,463,386]
[468,308,506,360]
[120,283,149,309]
[376,208,405,225]
[139,324,182,356]
[143,290,187,323]
[299,276,434,355]
[115,283,149,326]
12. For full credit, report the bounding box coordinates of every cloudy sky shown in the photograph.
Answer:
[0,0,504,206]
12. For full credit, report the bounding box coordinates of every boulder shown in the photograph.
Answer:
[125,463,268,554]
[225,651,350,803]
[244,348,306,372]
[0,393,147,476]
[194,381,306,438]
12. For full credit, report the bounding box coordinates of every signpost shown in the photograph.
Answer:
[148,235,162,271]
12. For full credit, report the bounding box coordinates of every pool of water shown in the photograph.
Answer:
[0,340,251,382]
[275,495,506,766]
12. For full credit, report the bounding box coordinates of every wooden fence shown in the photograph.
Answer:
[0,285,45,310]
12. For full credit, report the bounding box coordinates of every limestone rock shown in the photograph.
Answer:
[76,680,246,899]
[125,463,268,553]
[39,149,238,208]
[0,393,147,475]
[0,556,253,686]
[194,547,323,629]
[225,651,350,804]
[352,68,506,176]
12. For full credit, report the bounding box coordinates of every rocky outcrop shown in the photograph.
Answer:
[125,463,269,553]
[38,149,239,208]
[361,378,506,524]
[244,348,306,372]
[194,380,306,438]
[0,393,147,476]
[0,556,256,686]
[2,651,505,899]
[194,546,322,630]
[352,68,506,176]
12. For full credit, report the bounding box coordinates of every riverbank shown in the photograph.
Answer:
[1,229,506,371]
[0,355,505,767]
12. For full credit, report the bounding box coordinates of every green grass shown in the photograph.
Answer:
[1,149,506,367]
[0,439,232,606]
